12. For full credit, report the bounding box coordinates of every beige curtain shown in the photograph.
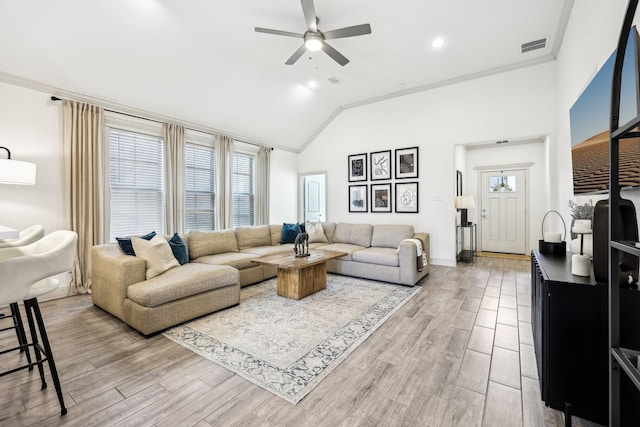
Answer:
[215,135,234,229]
[256,147,271,225]
[62,100,104,294]
[163,123,185,234]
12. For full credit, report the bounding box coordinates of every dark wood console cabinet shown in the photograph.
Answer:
[531,250,640,425]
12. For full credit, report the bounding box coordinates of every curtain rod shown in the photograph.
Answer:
[50,96,273,151]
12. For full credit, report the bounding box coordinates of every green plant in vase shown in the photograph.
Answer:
[568,200,594,239]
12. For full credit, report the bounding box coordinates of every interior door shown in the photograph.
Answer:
[480,169,527,254]
[304,174,326,223]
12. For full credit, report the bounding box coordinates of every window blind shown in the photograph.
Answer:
[108,128,164,241]
[185,143,216,231]
[232,152,255,227]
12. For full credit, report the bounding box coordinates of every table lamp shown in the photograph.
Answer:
[455,195,475,226]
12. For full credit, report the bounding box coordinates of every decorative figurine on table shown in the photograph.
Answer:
[293,232,310,257]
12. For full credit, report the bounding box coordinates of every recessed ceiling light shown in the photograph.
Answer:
[432,37,445,49]
[308,80,317,89]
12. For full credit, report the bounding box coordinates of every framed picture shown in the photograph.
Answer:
[395,182,419,213]
[456,170,463,196]
[348,185,368,212]
[395,147,419,179]
[348,153,367,182]
[370,150,392,180]
[371,183,392,212]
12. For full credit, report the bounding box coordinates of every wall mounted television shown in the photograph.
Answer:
[570,26,640,195]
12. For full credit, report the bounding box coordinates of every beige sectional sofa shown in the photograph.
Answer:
[91,222,430,336]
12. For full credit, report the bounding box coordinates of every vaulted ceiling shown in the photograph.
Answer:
[0,0,572,152]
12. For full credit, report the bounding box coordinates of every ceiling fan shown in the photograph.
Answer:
[255,0,372,66]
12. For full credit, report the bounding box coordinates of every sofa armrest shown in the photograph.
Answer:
[396,232,431,285]
[91,244,146,320]
[413,232,430,266]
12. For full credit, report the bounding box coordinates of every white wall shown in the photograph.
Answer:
[299,62,557,266]
[464,141,546,253]
[269,149,298,223]
[0,82,66,233]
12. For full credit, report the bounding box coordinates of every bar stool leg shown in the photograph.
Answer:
[23,299,47,389]
[10,303,32,367]
[26,298,67,416]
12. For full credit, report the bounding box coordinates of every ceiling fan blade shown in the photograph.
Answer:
[255,27,303,38]
[286,44,308,65]
[321,42,349,66]
[301,0,318,32]
[324,24,372,40]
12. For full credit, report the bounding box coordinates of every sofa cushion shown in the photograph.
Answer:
[322,222,336,243]
[193,252,259,270]
[241,245,293,257]
[351,247,400,267]
[333,223,373,247]
[167,233,189,265]
[131,235,180,279]
[371,224,415,249]
[305,222,328,243]
[281,223,302,243]
[235,225,271,249]
[188,230,238,259]
[116,231,156,256]
[127,263,238,307]
[318,243,364,261]
[269,224,283,246]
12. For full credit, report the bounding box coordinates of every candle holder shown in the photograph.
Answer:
[571,229,592,276]
[539,210,566,255]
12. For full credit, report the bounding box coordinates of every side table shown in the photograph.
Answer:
[456,223,477,263]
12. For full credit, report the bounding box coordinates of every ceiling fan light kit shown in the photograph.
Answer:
[304,33,323,51]
[255,0,371,66]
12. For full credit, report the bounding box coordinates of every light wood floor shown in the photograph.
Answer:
[0,258,602,426]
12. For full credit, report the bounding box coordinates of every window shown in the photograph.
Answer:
[108,128,164,241]
[185,143,216,231]
[232,152,255,227]
[489,175,517,192]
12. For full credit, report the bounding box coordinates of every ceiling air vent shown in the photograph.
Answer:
[521,38,547,53]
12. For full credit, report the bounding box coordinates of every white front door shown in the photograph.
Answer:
[304,174,326,223]
[480,169,527,254]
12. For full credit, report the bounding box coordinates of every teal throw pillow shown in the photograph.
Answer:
[168,233,189,265]
[281,223,302,244]
[116,231,156,256]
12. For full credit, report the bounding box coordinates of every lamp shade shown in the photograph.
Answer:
[455,195,475,209]
[0,158,37,185]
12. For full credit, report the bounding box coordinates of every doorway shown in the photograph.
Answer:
[299,172,326,223]
[479,168,527,254]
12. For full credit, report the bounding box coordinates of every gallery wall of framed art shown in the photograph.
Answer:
[347,147,419,213]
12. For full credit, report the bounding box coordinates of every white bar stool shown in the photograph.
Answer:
[0,230,77,416]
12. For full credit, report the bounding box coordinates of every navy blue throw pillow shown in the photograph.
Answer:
[281,223,302,244]
[168,233,189,265]
[116,231,156,256]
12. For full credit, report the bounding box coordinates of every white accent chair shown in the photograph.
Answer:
[0,230,78,416]
[0,224,45,248]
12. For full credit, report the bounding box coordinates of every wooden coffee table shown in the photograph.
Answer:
[252,250,347,300]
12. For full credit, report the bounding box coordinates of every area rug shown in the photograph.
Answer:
[163,274,421,404]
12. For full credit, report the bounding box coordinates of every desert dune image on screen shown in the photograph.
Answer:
[570,28,640,195]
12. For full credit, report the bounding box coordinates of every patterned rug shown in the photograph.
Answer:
[163,274,421,404]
